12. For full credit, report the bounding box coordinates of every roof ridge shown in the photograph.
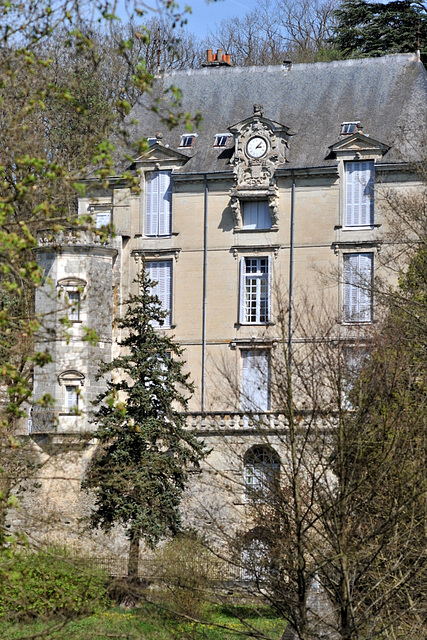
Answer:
[162,53,419,79]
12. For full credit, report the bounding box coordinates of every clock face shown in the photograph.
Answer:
[246,136,268,159]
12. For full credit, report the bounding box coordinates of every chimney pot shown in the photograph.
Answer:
[207,49,213,62]
[217,48,223,62]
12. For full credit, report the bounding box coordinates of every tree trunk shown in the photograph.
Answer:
[0,475,12,548]
[128,530,140,579]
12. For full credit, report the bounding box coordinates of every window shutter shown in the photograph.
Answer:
[345,162,374,227]
[158,171,172,236]
[147,261,172,327]
[145,172,158,236]
[241,350,270,411]
[343,255,353,321]
[358,253,373,321]
[343,253,373,322]
[239,257,246,323]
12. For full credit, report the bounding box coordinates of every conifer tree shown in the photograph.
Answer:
[83,267,206,578]
[332,0,427,58]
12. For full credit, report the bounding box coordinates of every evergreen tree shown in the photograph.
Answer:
[83,267,206,578]
[332,0,427,58]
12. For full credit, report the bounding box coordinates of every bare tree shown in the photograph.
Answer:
[207,0,340,66]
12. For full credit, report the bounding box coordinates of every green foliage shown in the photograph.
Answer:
[0,545,109,622]
[0,603,286,640]
[332,0,427,58]
[83,268,206,562]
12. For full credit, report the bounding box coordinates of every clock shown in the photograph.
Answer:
[246,136,268,159]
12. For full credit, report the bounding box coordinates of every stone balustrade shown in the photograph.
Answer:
[36,228,112,247]
[184,411,289,432]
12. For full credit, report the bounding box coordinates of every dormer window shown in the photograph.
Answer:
[341,122,360,135]
[214,133,231,147]
[179,134,197,148]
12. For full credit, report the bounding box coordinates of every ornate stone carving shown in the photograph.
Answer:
[230,107,289,189]
[228,108,290,230]
[230,196,242,228]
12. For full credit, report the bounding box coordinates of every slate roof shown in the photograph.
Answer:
[120,53,427,175]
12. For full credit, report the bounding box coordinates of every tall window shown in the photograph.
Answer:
[67,291,80,321]
[244,446,279,499]
[345,161,374,227]
[241,349,270,412]
[242,201,271,230]
[65,385,78,412]
[146,260,172,328]
[239,257,270,324]
[145,171,172,236]
[343,253,373,323]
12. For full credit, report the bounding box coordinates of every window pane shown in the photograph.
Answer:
[67,291,80,321]
[242,201,271,230]
[242,258,270,324]
[65,385,78,411]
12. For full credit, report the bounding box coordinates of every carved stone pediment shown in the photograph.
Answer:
[329,132,389,161]
[229,105,290,188]
[132,142,190,168]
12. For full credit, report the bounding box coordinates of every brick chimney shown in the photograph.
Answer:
[202,48,232,67]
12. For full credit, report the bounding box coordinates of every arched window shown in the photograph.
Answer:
[58,370,85,414]
[244,445,280,500]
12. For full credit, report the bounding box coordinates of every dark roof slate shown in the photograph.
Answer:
[120,54,427,175]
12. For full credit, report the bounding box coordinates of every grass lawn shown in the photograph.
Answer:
[0,603,286,639]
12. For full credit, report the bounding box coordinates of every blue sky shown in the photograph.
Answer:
[182,0,256,38]
[116,0,256,39]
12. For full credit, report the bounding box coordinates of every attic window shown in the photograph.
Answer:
[179,134,197,148]
[341,122,360,135]
[214,133,231,147]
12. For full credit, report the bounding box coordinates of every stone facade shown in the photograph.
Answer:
[22,54,427,564]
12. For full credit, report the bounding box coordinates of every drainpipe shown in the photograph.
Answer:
[288,170,295,373]
[201,175,208,412]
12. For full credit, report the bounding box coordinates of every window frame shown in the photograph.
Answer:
[66,290,80,322]
[65,385,79,413]
[214,133,231,148]
[342,252,374,323]
[145,259,173,329]
[57,278,86,324]
[58,370,85,415]
[145,170,172,237]
[179,134,197,148]
[242,200,272,230]
[344,160,375,228]
[239,256,271,325]
[243,446,280,501]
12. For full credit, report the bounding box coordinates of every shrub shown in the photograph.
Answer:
[0,545,110,621]
[151,534,221,618]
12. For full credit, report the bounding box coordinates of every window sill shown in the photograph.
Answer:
[59,412,82,416]
[335,224,381,230]
[234,227,278,233]
[235,322,274,328]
